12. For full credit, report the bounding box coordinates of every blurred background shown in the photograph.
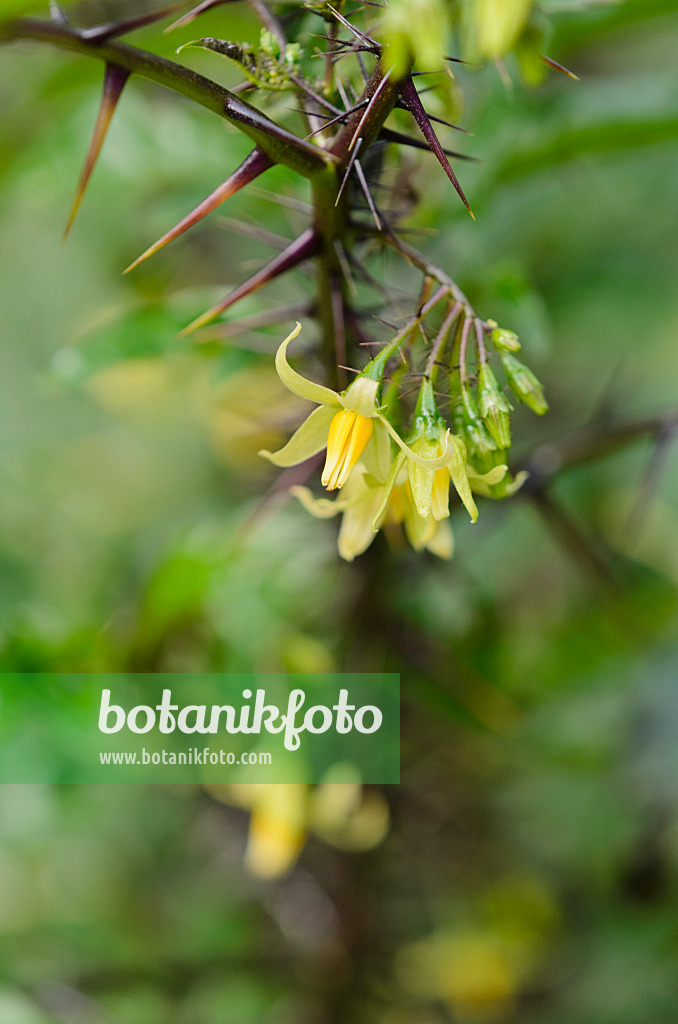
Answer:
[1,0,678,1020]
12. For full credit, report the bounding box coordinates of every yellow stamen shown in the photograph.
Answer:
[322,410,373,490]
[431,467,450,521]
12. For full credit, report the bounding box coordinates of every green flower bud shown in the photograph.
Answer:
[477,363,512,449]
[500,353,549,415]
[458,387,497,460]
[490,327,521,354]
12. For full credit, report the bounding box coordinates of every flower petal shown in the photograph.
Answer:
[276,324,340,406]
[446,435,478,523]
[467,465,509,486]
[466,464,508,498]
[503,470,529,497]
[408,436,440,519]
[290,485,346,519]
[338,485,386,562]
[361,419,392,483]
[371,451,406,531]
[259,404,335,467]
[404,505,437,551]
[425,518,455,560]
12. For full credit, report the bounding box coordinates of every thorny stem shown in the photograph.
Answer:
[3,13,485,394]
[313,59,403,390]
[0,18,332,178]
[324,19,338,94]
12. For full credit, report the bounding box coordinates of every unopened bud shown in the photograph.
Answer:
[478,363,512,449]
[501,353,548,415]
[458,387,497,458]
[490,327,521,354]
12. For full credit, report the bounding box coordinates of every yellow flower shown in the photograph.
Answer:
[205,772,389,879]
[259,323,453,489]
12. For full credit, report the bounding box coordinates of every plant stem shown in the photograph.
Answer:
[0,17,331,177]
[426,302,461,379]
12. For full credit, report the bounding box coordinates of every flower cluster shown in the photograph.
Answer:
[260,321,547,562]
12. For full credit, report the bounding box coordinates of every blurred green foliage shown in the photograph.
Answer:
[1,0,678,1021]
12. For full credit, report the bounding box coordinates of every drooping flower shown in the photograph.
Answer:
[401,380,480,523]
[292,455,456,562]
[387,478,456,560]
[259,323,453,489]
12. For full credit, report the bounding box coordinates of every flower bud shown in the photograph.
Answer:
[490,327,521,354]
[500,354,549,415]
[457,387,497,459]
[477,363,512,449]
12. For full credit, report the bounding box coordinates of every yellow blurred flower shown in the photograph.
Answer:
[206,771,390,879]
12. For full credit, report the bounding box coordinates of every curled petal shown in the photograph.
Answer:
[276,324,340,406]
[290,486,351,519]
[380,419,454,469]
[503,470,529,497]
[259,404,335,468]
[466,464,508,498]
[468,465,508,486]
